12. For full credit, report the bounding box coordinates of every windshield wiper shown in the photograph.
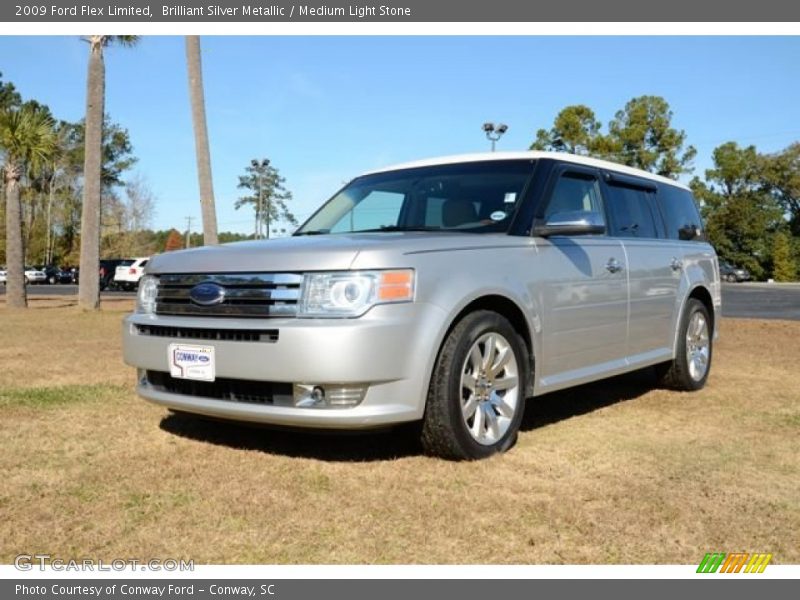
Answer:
[351,225,445,233]
[293,229,330,236]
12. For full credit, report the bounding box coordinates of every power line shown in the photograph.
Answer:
[693,130,800,146]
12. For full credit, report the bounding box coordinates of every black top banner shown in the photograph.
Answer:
[2,0,800,22]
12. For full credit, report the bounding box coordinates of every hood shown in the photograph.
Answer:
[146,232,530,274]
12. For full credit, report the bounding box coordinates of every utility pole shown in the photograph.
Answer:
[185,216,194,249]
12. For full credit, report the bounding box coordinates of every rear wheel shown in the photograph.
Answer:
[421,310,528,460]
[656,298,713,391]
[725,273,737,283]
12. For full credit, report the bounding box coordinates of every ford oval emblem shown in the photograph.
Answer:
[189,282,226,306]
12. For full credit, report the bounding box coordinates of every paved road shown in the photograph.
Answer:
[720,282,800,321]
[4,282,799,320]
[0,284,135,298]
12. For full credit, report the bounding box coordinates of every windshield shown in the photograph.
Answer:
[296,160,534,235]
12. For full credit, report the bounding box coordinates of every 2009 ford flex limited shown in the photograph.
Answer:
[123,152,720,459]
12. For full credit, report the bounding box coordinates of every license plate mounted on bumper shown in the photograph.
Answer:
[168,343,215,382]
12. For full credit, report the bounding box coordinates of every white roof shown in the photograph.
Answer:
[363,151,690,190]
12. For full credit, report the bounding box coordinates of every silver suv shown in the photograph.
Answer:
[123,152,720,459]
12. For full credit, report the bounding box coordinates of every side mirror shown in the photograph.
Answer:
[534,210,605,237]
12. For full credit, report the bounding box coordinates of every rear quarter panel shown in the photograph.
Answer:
[676,241,721,344]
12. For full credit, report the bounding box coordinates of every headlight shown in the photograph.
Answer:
[136,275,159,314]
[298,269,415,317]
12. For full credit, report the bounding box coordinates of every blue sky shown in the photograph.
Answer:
[1,36,799,234]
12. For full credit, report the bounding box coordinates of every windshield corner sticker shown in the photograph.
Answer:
[168,344,215,382]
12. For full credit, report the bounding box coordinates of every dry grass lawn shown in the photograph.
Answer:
[0,296,798,564]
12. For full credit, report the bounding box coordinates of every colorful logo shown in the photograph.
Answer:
[697,552,772,573]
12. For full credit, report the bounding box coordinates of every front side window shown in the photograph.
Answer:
[542,171,604,220]
[296,161,534,235]
[605,184,660,239]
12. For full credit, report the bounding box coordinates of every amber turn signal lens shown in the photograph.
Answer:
[377,270,415,302]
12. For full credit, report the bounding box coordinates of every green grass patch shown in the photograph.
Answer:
[0,383,129,409]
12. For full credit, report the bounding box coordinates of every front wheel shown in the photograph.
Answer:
[421,310,528,460]
[655,298,713,391]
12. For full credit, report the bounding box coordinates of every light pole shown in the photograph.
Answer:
[482,122,508,152]
[251,158,269,238]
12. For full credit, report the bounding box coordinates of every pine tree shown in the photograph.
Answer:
[771,231,797,282]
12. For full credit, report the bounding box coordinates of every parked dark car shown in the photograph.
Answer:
[100,259,133,290]
[719,261,751,283]
[35,265,73,284]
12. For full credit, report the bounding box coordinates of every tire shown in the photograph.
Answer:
[421,310,529,460]
[655,298,713,391]
[725,273,737,283]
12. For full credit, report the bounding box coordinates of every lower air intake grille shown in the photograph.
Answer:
[136,324,278,343]
[146,371,293,406]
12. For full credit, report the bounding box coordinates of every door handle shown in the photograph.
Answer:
[670,257,683,271]
[606,258,623,273]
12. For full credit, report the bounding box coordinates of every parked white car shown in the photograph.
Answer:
[24,267,47,284]
[114,257,150,291]
[0,267,6,285]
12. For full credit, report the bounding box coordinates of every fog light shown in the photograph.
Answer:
[293,383,367,408]
[294,385,326,408]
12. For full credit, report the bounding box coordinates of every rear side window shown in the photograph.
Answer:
[657,185,705,241]
[605,184,659,239]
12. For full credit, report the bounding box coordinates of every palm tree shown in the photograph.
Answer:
[185,36,219,245]
[0,106,57,309]
[78,35,139,311]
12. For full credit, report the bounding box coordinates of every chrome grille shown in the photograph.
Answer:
[155,273,303,318]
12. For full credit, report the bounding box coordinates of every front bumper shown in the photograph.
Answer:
[123,302,447,429]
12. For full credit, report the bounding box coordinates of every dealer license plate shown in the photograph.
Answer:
[168,344,215,382]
